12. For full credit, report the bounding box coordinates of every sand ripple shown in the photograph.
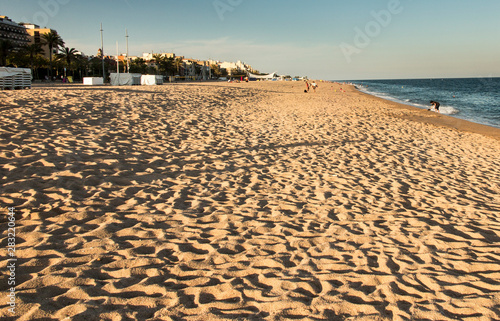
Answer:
[1,83,500,320]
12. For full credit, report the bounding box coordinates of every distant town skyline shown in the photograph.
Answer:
[2,0,500,80]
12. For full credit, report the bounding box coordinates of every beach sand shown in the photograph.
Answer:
[1,82,500,320]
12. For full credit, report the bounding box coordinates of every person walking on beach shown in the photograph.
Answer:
[429,100,440,113]
[305,81,310,93]
[311,81,318,93]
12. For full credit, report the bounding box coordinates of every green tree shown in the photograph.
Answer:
[152,54,163,75]
[5,51,29,68]
[173,57,184,75]
[23,44,45,70]
[42,31,65,78]
[88,56,103,76]
[72,54,88,80]
[33,55,49,79]
[165,57,176,75]
[129,57,147,74]
[56,47,78,76]
[9,44,47,79]
[210,64,221,78]
[154,54,175,76]
[230,68,239,77]
[0,40,16,66]
[194,64,202,77]
[104,57,117,79]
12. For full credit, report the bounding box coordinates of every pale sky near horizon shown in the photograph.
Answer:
[2,0,500,80]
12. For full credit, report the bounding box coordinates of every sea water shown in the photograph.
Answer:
[350,78,500,129]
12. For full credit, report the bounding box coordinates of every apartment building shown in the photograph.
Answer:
[19,23,58,59]
[0,16,30,47]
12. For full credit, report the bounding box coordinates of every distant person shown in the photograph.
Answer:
[305,81,310,93]
[311,81,318,93]
[429,100,440,113]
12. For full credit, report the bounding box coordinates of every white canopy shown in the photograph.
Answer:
[141,75,163,85]
[0,67,31,78]
[110,73,141,86]
[247,71,277,79]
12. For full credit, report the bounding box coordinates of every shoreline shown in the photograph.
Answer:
[1,82,500,320]
[348,84,500,141]
[351,79,500,131]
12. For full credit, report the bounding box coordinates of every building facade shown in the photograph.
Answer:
[219,60,256,75]
[19,23,57,59]
[142,52,175,61]
[0,16,30,47]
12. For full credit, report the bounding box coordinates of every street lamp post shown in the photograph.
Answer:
[126,29,130,73]
[100,23,105,83]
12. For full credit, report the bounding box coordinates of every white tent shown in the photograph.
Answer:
[141,75,163,85]
[110,73,141,86]
[0,67,31,89]
[83,77,104,85]
[247,71,277,80]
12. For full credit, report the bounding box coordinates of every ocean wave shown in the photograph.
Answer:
[352,78,500,128]
[440,106,460,115]
[355,84,461,115]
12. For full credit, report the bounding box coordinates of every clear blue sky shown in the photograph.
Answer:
[2,0,500,80]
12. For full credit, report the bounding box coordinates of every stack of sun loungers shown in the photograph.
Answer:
[0,67,32,90]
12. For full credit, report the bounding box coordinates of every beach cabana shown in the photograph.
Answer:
[141,75,163,85]
[110,73,141,86]
[247,71,278,81]
[83,77,104,85]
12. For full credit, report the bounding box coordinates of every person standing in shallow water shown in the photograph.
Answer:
[429,100,440,113]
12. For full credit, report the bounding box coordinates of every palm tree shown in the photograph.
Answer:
[73,54,89,80]
[173,57,184,76]
[0,40,16,66]
[129,57,147,74]
[33,55,49,80]
[154,54,174,75]
[152,54,163,74]
[42,31,64,78]
[22,44,45,70]
[166,57,176,76]
[211,64,222,78]
[56,47,78,76]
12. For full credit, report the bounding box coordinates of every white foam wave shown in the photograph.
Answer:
[411,102,431,109]
[355,84,461,116]
[439,106,460,115]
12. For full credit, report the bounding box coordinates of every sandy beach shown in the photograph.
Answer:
[1,81,500,320]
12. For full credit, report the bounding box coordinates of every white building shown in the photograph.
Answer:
[219,60,257,75]
[142,52,175,61]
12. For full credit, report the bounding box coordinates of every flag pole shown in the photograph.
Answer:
[126,29,130,73]
[100,23,105,83]
[116,41,120,75]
